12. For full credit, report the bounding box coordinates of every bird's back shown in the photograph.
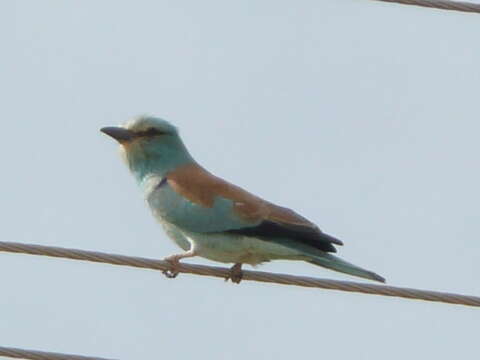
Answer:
[148,163,342,253]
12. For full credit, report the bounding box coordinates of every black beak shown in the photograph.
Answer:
[100,127,135,142]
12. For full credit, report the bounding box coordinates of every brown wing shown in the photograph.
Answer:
[167,163,343,253]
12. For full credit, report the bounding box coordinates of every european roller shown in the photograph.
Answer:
[101,116,385,283]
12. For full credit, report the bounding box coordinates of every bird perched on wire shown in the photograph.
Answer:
[101,116,385,283]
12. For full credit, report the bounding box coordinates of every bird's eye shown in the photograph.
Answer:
[141,128,163,137]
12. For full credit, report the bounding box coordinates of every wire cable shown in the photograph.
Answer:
[373,0,480,14]
[1,241,479,307]
[0,346,116,360]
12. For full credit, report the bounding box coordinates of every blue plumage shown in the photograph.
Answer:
[101,116,385,283]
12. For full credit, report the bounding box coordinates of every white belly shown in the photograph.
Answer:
[160,221,305,266]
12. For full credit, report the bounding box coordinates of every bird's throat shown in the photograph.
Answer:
[122,138,195,187]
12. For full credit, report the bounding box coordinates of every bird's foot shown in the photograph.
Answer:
[161,249,198,279]
[162,254,181,279]
[225,263,243,284]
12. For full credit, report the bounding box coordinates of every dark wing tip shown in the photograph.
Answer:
[371,272,386,283]
[319,232,344,246]
[228,221,342,253]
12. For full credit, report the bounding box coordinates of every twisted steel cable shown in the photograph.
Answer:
[373,0,480,13]
[0,346,115,360]
[1,241,479,307]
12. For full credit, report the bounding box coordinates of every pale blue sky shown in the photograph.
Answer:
[2,1,480,359]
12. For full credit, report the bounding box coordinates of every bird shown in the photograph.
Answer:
[101,116,385,283]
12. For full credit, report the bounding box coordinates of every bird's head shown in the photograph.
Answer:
[101,116,194,182]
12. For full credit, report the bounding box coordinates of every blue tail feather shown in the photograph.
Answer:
[308,253,385,283]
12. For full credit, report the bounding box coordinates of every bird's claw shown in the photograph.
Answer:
[162,269,179,278]
[225,273,243,284]
[225,263,243,284]
[162,255,181,279]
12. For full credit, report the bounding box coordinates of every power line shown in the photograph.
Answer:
[0,346,116,360]
[1,241,479,307]
[372,0,480,14]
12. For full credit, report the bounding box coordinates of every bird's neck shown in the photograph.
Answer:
[124,137,195,187]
